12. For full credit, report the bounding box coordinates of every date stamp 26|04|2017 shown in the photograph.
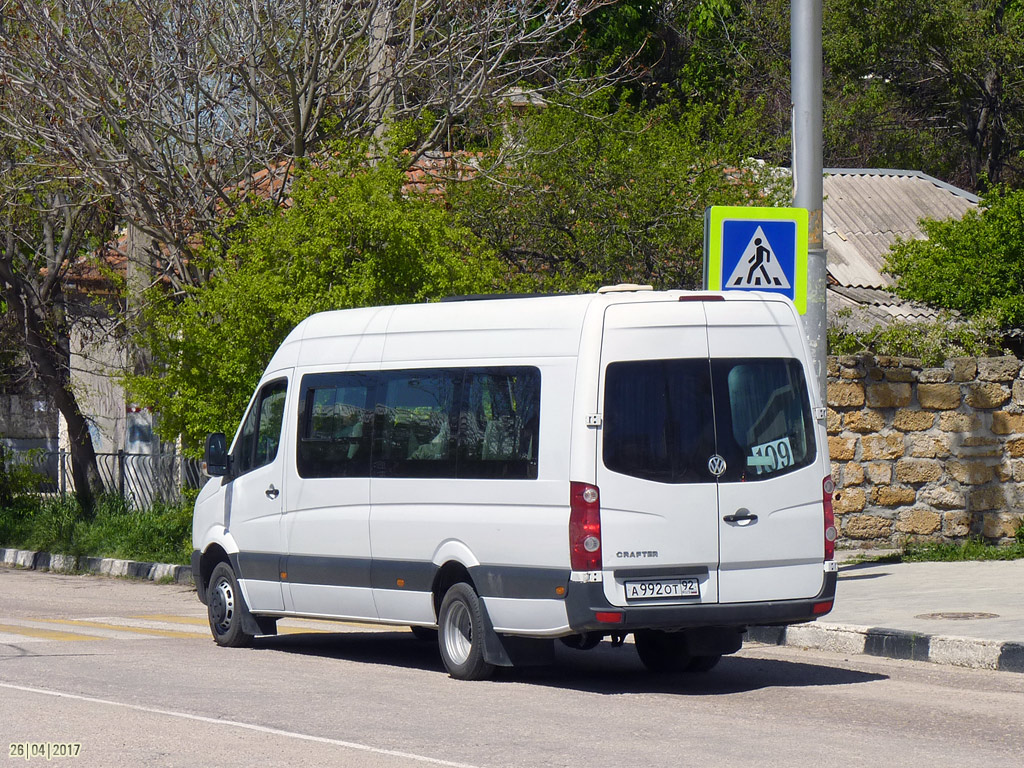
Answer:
[9,743,81,761]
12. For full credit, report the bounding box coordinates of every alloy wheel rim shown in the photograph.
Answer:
[443,600,473,665]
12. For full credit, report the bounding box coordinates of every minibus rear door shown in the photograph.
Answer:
[596,301,722,608]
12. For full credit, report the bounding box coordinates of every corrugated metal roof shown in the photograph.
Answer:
[823,169,978,290]
[827,284,947,332]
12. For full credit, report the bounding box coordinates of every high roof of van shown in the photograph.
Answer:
[264,287,800,373]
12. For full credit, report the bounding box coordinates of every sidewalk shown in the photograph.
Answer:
[3,545,1023,673]
[748,556,1024,673]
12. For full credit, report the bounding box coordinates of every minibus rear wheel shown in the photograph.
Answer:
[633,630,690,673]
[207,562,254,648]
[438,583,496,681]
[685,654,722,673]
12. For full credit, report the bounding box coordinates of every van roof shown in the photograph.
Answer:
[264,288,800,373]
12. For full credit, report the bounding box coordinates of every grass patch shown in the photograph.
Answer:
[901,536,1024,562]
[0,493,194,565]
[846,529,1024,564]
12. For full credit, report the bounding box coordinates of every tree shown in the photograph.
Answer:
[0,148,113,510]
[448,95,785,292]
[884,187,1024,327]
[575,2,792,146]
[0,0,612,473]
[825,0,1024,190]
[0,0,614,291]
[124,143,503,452]
[578,1,1024,191]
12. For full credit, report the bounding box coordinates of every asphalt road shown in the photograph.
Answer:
[1,568,1021,768]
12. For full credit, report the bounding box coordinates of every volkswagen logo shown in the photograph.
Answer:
[707,455,727,477]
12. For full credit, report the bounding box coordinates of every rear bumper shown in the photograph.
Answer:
[565,571,838,634]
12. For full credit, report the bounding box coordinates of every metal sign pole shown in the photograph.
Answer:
[792,0,828,401]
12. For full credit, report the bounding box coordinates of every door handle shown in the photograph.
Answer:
[265,484,280,500]
[723,508,758,524]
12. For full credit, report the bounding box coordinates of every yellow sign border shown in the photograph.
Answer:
[704,206,809,314]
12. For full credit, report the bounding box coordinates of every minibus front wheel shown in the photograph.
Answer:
[207,562,255,648]
[438,583,496,681]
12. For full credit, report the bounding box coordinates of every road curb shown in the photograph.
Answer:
[748,622,1024,674]
[4,546,1021,674]
[0,547,193,586]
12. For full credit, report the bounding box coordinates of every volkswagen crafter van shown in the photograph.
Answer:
[192,286,837,680]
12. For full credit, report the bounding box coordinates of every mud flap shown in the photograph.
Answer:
[238,602,278,637]
[479,603,555,668]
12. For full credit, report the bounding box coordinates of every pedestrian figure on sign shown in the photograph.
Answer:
[740,238,780,287]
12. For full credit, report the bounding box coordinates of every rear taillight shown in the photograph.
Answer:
[569,482,602,571]
[823,475,837,561]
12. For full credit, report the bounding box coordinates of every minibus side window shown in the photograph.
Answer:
[297,373,374,478]
[459,368,540,479]
[376,370,458,478]
[236,379,288,475]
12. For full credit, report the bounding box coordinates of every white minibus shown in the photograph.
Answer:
[192,286,837,679]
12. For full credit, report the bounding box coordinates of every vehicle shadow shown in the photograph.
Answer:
[513,644,888,695]
[258,630,888,695]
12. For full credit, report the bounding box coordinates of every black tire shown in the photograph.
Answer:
[559,632,603,651]
[685,654,722,673]
[437,583,496,681]
[633,630,691,673]
[207,562,254,648]
[410,625,438,642]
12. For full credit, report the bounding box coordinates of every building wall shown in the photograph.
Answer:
[828,355,1024,548]
[59,319,128,455]
[0,386,58,453]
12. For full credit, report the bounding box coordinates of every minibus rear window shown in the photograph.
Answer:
[603,357,815,484]
[602,359,716,483]
[713,358,816,482]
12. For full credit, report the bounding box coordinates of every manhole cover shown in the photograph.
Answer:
[915,612,1000,621]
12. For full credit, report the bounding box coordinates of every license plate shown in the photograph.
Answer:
[624,578,700,600]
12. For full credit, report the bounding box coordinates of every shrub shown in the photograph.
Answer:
[74,496,193,565]
[827,311,1004,366]
[1,491,194,566]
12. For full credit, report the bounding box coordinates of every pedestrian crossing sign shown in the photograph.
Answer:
[703,206,809,314]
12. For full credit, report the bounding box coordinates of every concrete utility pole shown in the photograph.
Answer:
[791,0,828,400]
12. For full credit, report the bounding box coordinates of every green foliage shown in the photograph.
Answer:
[449,94,784,292]
[578,1,1024,190]
[827,311,1004,366]
[0,446,43,511]
[73,496,194,565]
[125,140,503,453]
[578,2,787,114]
[0,493,195,565]
[884,188,1024,327]
[18,496,82,555]
[825,0,1024,188]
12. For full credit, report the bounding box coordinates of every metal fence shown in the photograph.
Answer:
[14,450,204,510]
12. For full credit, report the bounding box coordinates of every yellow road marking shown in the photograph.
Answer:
[134,615,208,626]
[0,623,98,642]
[36,619,207,639]
[134,614,402,634]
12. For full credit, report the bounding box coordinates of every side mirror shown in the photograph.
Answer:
[204,433,231,477]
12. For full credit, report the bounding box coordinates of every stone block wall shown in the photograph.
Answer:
[828,355,1024,548]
